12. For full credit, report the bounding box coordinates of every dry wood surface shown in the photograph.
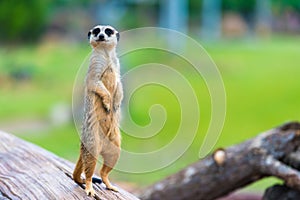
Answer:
[2,122,300,200]
[0,131,139,200]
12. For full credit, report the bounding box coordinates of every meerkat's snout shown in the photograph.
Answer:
[98,34,105,41]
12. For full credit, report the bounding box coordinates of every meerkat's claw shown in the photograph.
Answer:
[102,93,111,113]
[107,185,119,192]
[103,102,111,113]
[85,187,95,197]
[105,106,111,113]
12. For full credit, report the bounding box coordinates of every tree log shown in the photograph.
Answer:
[0,131,139,200]
[139,122,300,200]
[263,145,300,200]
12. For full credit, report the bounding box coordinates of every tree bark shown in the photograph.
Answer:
[139,122,300,200]
[263,145,300,200]
[0,131,139,200]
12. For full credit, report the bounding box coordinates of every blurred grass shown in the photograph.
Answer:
[0,36,299,190]
[0,43,90,119]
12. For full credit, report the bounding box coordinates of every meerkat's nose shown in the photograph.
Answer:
[98,34,105,41]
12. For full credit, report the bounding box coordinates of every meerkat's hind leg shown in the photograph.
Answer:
[83,152,98,196]
[100,149,120,192]
[100,164,118,192]
[73,149,85,184]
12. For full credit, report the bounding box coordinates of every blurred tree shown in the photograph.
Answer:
[0,0,49,43]
[255,0,272,35]
[159,0,188,33]
[94,0,127,28]
[201,0,222,40]
[272,0,300,12]
[222,0,255,14]
[222,0,256,28]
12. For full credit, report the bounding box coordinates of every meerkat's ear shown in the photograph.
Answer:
[116,32,120,41]
[88,31,91,40]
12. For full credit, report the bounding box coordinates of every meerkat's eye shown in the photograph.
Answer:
[105,28,114,37]
[92,28,100,36]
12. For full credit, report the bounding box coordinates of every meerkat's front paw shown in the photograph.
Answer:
[102,95,111,113]
[103,102,111,113]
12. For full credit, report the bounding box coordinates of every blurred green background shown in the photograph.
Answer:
[0,0,299,194]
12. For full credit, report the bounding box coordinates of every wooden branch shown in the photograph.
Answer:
[0,131,139,200]
[263,145,300,199]
[139,122,300,200]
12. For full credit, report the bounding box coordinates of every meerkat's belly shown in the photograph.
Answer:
[95,66,118,136]
[101,67,117,94]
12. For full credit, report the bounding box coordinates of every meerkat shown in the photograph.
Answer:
[73,25,123,196]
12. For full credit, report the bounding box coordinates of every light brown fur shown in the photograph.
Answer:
[73,25,122,196]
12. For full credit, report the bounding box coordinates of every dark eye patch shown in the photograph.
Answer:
[88,31,91,39]
[116,32,120,41]
[105,28,114,37]
[92,28,100,35]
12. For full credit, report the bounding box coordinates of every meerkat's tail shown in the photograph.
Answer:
[92,177,103,184]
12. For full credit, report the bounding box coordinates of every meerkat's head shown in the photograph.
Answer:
[88,25,120,50]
